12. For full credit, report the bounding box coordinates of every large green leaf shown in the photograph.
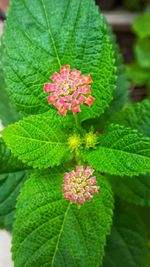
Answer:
[0,138,30,231]
[109,174,150,207]
[103,206,149,267]
[82,124,150,176]
[3,0,116,120]
[111,99,150,137]
[109,101,150,206]
[12,171,113,267]
[2,113,72,169]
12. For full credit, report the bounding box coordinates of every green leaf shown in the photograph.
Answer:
[0,138,30,230]
[0,170,29,231]
[135,38,150,69]
[109,55,128,113]
[0,45,20,126]
[2,112,73,169]
[101,33,129,121]
[3,0,116,120]
[98,28,129,122]
[111,99,150,137]
[107,101,150,206]
[0,138,25,173]
[109,174,150,206]
[12,171,113,267]
[82,30,129,130]
[0,74,19,125]
[103,206,149,267]
[126,63,150,86]
[82,124,150,176]
[132,12,150,38]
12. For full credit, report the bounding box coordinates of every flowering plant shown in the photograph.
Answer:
[0,0,150,266]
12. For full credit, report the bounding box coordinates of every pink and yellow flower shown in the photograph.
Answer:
[44,65,95,115]
[62,166,100,205]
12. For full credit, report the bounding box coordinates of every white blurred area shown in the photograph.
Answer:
[0,230,13,267]
[0,122,13,266]
[0,119,4,131]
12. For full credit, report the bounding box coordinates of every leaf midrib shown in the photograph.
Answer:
[51,202,71,266]
[98,146,150,160]
[7,135,67,146]
[41,0,61,67]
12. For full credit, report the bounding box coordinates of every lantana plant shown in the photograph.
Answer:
[0,1,150,267]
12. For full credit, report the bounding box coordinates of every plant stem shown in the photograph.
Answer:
[74,114,81,128]
[75,149,82,165]
[74,114,82,165]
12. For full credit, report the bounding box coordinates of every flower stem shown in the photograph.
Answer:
[75,148,82,165]
[74,115,82,165]
[74,114,81,128]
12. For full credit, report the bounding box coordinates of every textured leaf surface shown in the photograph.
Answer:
[12,171,113,267]
[87,31,129,129]
[82,29,128,130]
[108,54,128,114]
[109,174,150,206]
[112,99,150,137]
[103,207,149,267]
[106,29,129,116]
[109,101,150,206]
[3,0,116,120]
[83,124,150,176]
[0,138,29,230]
[2,113,72,169]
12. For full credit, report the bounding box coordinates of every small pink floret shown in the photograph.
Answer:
[62,166,100,205]
[72,105,81,115]
[50,72,60,82]
[44,65,95,115]
[84,192,93,201]
[47,94,57,104]
[44,83,55,92]
[85,95,95,107]
[76,166,84,172]
[87,177,97,186]
[58,107,67,116]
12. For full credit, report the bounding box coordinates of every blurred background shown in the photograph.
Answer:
[0,0,150,266]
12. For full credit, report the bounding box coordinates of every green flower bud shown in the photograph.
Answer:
[84,131,98,149]
[68,134,82,152]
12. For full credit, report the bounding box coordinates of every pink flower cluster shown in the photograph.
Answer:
[44,65,95,115]
[62,166,100,205]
